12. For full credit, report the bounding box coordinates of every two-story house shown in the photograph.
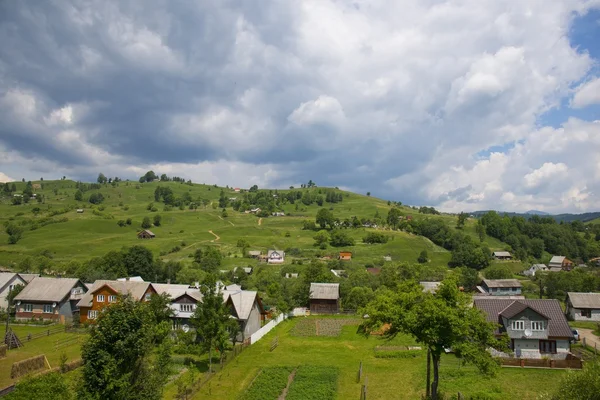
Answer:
[267,250,285,264]
[478,279,522,296]
[152,283,203,330]
[0,273,28,310]
[221,286,265,343]
[14,277,87,323]
[548,256,574,271]
[566,292,600,321]
[77,280,156,323]
[474,298,573,359]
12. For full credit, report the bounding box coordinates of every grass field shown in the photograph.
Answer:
[191,317,568,400]
[0,324,84,388]
[0,180,511,273]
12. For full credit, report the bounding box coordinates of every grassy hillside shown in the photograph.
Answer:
[0,180,510,272]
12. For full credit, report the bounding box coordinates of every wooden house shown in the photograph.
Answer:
[549,256,574,271]
[492,251,513,260]
[309,283,339,314]
[338,251,352,261]
[137,229,156,239]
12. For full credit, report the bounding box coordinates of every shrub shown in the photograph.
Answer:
[117,220,126,227]
[126,218,132,225]
[362,232,389,244]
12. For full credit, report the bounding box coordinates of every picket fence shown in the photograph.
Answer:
[249,313,286,345]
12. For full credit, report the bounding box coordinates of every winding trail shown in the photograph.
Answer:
[208,230,220,242]
[258,218,263,226]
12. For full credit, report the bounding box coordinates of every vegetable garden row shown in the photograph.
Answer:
[241,366,339,400]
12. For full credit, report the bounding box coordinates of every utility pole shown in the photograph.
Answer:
[5,286,11,350]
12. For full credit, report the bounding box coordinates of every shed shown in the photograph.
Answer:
[566,292,600,321]
[338,251,352,261]
[248,250,262,258]
[309,283,339,314]
[492,251,512,260]
[137,230,156,239]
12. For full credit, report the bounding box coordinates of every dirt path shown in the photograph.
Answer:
[208,230,220,242]
[579,328,600,350]
[258,218,262,226]
[277,368,297,400]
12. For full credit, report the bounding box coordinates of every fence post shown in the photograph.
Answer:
[357,361,362,383]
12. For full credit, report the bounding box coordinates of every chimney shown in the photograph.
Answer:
[194,281,199,288]
[167,279,171,284]
[126,277,130,281]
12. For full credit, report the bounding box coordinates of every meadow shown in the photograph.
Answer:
[191,316,567,400]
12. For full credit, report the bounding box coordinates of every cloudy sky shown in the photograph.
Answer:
[1,1,600,213]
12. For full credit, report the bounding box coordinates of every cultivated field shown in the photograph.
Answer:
[191,316,567,400]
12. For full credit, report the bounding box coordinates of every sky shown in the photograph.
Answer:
[1,1,600,214]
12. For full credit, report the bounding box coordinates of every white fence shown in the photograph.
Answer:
[249,313,286,345]
[289,307,309,317]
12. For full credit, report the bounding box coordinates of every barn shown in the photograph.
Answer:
[309,283,339,314]
[137,230,156,239]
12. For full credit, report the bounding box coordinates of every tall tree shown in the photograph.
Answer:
[456,212,468,229]
[190,275,238,372]
[315,208,334,229]
[361,279,507,400]
[387,207,401,229]
[78,296,171,400]
[97,173,107,184]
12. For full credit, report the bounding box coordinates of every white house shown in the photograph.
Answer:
[566,292,600,322]
[522,264,548,277]
[0,273,28,310]
[267,250,285,264]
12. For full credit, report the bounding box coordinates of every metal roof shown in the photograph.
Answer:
[0,273,25,292]
[310,283,339,300]
[152,283,195,300]
[567,292,600,309]
[14,277,82,303]
[222,289,260,320]
[549,256,565,264]
[19,273,40,283]
[420,281,441,293]
[482,279,522,288]
[493,251,512,257]
[474,298,573,338]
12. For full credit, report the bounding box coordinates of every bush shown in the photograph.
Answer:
[153,215,162,227]
[362,232,389,244]
[329,230,355,247]
[126,218,132,225]
[141,217,152,229]
[88,193,104,204]
[418,250,428,263]
[484,265,513,279]
[117,220,126,227]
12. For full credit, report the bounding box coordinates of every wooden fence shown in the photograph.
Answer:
[500,357,583,369]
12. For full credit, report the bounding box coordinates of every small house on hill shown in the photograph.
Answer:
[267,250,285,264]
[309,283,340,314]
[548,256,574,271]
[478,279,522,296]
[566,292,600,321]
[523,264,548,277]
[493,251,512,260]
[420,281,441,294]
[248,250,262,258]
[137,230,156,239]
[76,209,84,213]
[15,277,87,323]
[338,251,352,261]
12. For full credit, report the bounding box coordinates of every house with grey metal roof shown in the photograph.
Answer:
[478,279,522,296]
[222,286,265,342]
[309,283,340,314]
[267,250,285,264]
[474,298,573,359]
[522,264,548,277]
[492,251,512,260]
[548,256,574,271]
[0,273,28,310]
[14,277,87,323]
[420,281,442,294]
[566,292,600,322]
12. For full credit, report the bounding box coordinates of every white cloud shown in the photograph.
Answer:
[0,172,14,183]
[571,77,600,108]
[523,162,569,188]
[288,95,345,126]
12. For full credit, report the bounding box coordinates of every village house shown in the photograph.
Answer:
[522,264,548,277]
[492,251,513,260]
[0,273,28,310]
[222,285,265,342]
[272,212,285,217]
[248,250,262,258]
[420,281,441,294]
[548,256,574,271]
[153,283,202,330]
[309,283,340,314]
[478,279,522,296]
[338,251,352,261]
[566,292,600,322]
[76,209,84,213]
[14,277,87,323]
[77,280,156,323]
[267,250,285,264]
[474,298,573,359]
[137,229,156,239]
[233,266,253,275]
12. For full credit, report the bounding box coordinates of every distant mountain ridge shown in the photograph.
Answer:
[470,210,600,223]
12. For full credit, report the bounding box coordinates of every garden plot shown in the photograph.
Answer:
[240,366,294,400]
[290,318,359,337]
[286,366,338,400]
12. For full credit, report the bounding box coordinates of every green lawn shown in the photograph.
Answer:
[0,324,84,388]
[190,317,568,400]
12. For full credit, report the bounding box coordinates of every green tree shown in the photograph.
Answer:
[418,250,428,263]
[221,208,228,218]
[6,284,24,311]
[484,265,513,279]
[122,246,156,281]
[141,216,152,229]
[78,296,172,400]
[190,275,238,372]
[456,212,468,229]
[6,372,72,400]
[361,279,507,400]
[548,359,600,399]
[153,214,162,227]
[97,173,107,184]
[316,208,334,229]
[475,220,486,243]
[195,247,222,273]
[313,230,330,247]
[329,230,355,247]
[343,287,374,311]
[387,207,401,229]
[88,193,104,204]
[74,190,83,201]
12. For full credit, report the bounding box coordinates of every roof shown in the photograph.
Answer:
[222,289,260,320]
[117,276,145,282]
[77,280,151,308]
[493,251,512,257]
[14,277,82,303]
[171,289,203,302]
[339,251,352,255]
[482,279,522,288]
[248,251,261,256]
[309,283,339,300]
[420,281,441,293]
[499,301,549,320]
[267,250,284,257]
[549,256,565,264]
[567,292,600,309]
[138,229,155,236]
[152,283,195,299]
[530,264,547,270]
[19,273,40,283]
[474,298,573,338]
[0,273,24,291]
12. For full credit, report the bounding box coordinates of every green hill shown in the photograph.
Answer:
[0,179,510,272]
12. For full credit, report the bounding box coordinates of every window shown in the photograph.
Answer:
[108,295,117,303]
[96,295,105,303]
[539,340,557,354]
[511,320,524,330]
[88,310,98,320]
[145,293,152,301]
[43,304,53,313]
[582,309,592,318]
[531,321,545,331]
[180,304,194,312]
[72,287,83,295]
[24,304,33,312]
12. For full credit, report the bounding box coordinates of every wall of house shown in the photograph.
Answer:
[80,287,119,323]
[310,299,339,314]
[512,339,570,360]
[16,302,60,321]
[243,300,263,339]
[0,276,27,309]
[488,287,522,296]
[569,307,600,321]
[58,299,74,322]
[503,309,549,340]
